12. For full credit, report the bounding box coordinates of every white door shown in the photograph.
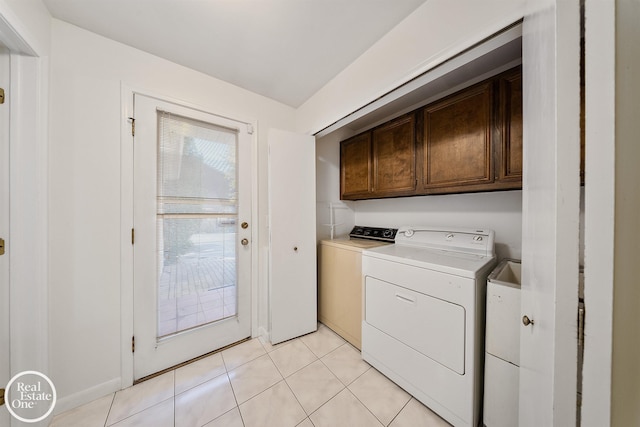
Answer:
[0,44,10,425]
[268,129,317,344]
[520,2,581,426]
[133,94,252,379]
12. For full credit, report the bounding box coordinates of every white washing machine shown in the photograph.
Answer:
[362,226,496,427]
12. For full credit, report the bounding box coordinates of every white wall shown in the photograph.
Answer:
[316,130,356,241]
[48,19,296,410]
[296,0,526,135]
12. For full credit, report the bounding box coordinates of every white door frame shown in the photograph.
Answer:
[0,5,50,426]
[519,1,581,425]
[120,84,260,387]
[0,43,11,427]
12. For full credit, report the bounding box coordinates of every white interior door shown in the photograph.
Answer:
[133,94,252,379]
[268,129,317,344]
[0,44,10,425]
[520,2,581,426]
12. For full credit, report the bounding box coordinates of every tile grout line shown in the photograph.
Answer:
[107,396,175,427]
[314,345,392,425]
[102,392,116,427]
[387,398,412,427]
[344,385,387,427]
[262,330,346,423]
[223,370,246,427]
[346,367,411,427]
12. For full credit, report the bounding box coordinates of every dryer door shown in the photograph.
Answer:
[365,276,466,374]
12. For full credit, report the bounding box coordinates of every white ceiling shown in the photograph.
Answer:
[42,0,428,107]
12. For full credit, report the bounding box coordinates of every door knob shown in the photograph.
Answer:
[522,315,534,326]
[241,238,249,246]
[241,222,249,229]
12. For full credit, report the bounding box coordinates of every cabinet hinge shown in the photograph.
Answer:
[128,117,135,137]
[131,228,135,245]
[131,336,135,353]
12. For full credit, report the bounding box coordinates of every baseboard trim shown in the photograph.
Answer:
[258,326,269,342]
[53,377,121,415]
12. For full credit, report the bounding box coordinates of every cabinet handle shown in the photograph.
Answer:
[395,293,416,304]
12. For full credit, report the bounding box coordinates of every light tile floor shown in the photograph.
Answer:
[50,324,451,427]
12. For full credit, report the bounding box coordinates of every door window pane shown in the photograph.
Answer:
[156,111,238,338]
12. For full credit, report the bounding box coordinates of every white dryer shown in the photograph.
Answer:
[362,226,496,427]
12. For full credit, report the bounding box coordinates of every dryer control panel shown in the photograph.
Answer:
[396,226,495,257]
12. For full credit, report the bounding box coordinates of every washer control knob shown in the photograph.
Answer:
[473,235,483,242]
[404,229,414,237]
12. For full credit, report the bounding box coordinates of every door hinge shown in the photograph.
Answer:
[128,117,135,137]
[131,228,135,245]
[0,237,4,256]
[131,336,135,353]
[0,88,5,104]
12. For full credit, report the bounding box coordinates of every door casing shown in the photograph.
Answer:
[0,4,50,423]
[0,44,11,427]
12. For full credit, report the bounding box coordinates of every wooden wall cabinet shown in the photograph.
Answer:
[340,133,372,199]
[496,68,523,188]
[340,67,523,201]
[372,113,416,197]
[421,82,494,194]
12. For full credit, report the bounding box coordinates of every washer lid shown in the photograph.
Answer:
[363,243,495,278]
[321,237,390,251]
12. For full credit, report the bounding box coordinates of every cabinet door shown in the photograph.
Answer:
[340,133,372,199]
[372,113,416,196]
[423,82,494,192]
[497,68,523,184]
